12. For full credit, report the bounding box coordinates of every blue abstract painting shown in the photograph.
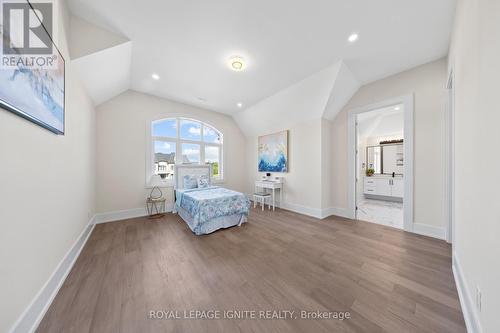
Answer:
[258,130,288,172]
[0,6,65,135]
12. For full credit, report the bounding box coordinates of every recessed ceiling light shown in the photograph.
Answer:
[152,73,160,80]
[394,106,401,111]
[348,33,359,43]
[237,102,243,108]
[228,56,246,71]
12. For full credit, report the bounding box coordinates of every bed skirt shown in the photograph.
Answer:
[176,205,247,235]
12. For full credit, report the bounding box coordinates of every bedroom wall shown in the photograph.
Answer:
[329,58,448,233]
[0,1,97,332]
[96,90,247,214]
[448,0,500,331]
[234,65,342,217]
[244,119,323,215]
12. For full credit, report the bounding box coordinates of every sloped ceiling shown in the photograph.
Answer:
[357,106,404,139]
[233,61,361,136]
[72,42,132,106]
[67,0,457,114]
[69,15,132,106]
[69,15,129,60]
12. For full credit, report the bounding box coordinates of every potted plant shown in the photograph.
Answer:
[366,168,375,177]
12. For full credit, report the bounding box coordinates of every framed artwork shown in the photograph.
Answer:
[0,1,65,134]
[258,130,288,172]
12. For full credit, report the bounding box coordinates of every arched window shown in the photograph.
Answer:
[148,118,223,185]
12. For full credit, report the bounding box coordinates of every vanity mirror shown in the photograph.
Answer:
[366,143,403,175]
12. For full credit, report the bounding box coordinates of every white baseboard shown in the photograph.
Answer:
[280,202,323,219]
[248,193,349,220]
[453,252,483,333]
[94,204,174,224]
[412,223,446,240]
[320,207,350,219]
[8,217,96,333]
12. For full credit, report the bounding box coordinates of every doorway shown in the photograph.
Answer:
[347,95,414,232]
[355,105,405,228]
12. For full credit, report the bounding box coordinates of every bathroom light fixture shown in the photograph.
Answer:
[348,33,359,43]
[152,73,160,80]
[228,56,246,71]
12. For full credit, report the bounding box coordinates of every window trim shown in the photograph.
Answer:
[146,117,223,187]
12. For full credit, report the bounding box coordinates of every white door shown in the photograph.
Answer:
[391,178,404,198]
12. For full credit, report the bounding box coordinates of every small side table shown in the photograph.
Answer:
[146,197,166,218]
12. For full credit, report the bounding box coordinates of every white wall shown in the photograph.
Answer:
[448,0,500,331]
[244,119,323,216]
[96,90,247,213]
[0,1,97,331]
[234,64,349,217]
[329,59,448,232]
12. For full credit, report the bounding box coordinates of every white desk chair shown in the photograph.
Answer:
[253,192,271,211]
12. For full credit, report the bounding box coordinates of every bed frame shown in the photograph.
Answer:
[174,164,213,190]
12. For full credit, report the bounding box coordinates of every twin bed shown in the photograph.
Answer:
[173,165,251,235]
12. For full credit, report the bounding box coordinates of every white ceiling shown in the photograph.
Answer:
[357,105,404,139]
[67,0,456,114]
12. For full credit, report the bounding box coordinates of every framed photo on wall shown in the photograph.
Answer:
[258,130,288,172]
[0,0,65,134]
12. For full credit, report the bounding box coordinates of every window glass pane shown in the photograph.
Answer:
[205,146,220,177]
[153,119,177,138]
[181,143,200,163]
[154,141,176,180]
[203,125,222,143]
[180,119,201,141]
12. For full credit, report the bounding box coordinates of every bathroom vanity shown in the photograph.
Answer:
[364,176,403,199]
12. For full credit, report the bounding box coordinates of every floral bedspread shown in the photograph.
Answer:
[176,186,250,225]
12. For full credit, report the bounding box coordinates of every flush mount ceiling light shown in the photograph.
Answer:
[151,73,160,80]
[237,102,243,108]
[228,56,246,71]
[348,33,359,43]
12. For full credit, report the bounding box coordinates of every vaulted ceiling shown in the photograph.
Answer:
[67,0,456,115]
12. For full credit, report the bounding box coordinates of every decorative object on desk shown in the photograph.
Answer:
[366,168,375,177]
[258,130,288,172]
[0,2,65,135]
[146,186,166,218]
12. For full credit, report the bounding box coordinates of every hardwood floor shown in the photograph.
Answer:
[37,207,466,333]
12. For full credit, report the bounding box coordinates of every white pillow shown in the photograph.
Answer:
[197,175,209,188]
[183,175,198,189]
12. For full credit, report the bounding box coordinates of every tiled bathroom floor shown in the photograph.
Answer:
[356,198,403,229]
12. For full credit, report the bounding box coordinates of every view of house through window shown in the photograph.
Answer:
[152,118,222,181]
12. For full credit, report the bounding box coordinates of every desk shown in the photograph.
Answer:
[255,180,283,211]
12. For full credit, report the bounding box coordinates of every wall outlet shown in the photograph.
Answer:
[475,286,482,312]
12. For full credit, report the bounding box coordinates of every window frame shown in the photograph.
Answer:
[147,117,223,187]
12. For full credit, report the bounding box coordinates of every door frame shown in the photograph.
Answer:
[444,70,455,244]
[347,94,414,232]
